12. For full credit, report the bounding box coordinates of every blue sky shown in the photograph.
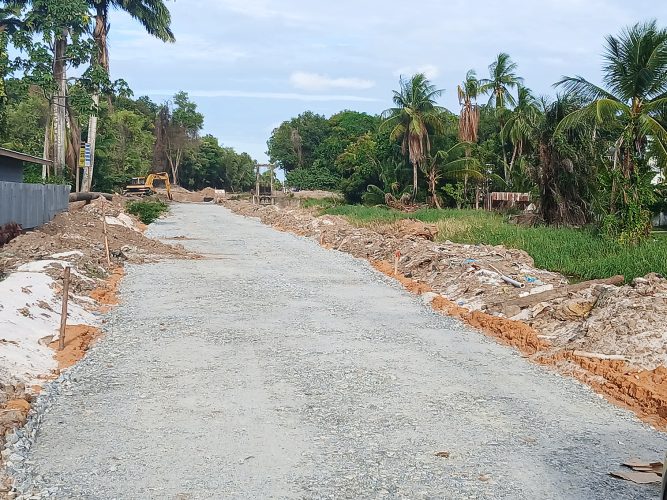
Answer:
[106,0,666,163]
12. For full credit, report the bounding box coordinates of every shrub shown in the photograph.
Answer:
[126,199,169,224]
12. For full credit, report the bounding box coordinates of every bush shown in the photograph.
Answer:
[126,199,169,224]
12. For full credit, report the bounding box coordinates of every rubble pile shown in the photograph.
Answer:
[228,201,667,427]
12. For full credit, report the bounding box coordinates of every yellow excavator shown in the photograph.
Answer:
[125,172,173,200]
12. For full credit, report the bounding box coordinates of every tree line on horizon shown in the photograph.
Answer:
[0,0,256,193]
[268,20,667,243]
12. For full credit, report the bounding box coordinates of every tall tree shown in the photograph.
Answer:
[457,70,481,202]
[163,91,203,184]
[533,95,595,226]
[502,85,540,182]
[15,0,91,177]
[84,0,175,191]
[479,53,523,173]
[556,20,667,240]
[382,73,445,199]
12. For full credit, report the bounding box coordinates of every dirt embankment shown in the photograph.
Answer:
[226,201,667,429]
[0,197,191,477]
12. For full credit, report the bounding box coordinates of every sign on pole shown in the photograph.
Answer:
[79,143,91,168]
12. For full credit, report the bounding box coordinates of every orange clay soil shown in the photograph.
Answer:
[49,267,124,370]
[371,259,667,429]
[89,267,124,309]
[49,324,102,370]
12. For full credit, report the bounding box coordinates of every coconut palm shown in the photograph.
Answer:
[501,85,540,182]
[423,144,483,209]
[556,20,667,176]
[457,70,480,144]
[479,53,523,174]
[457,70,481,202]
[84,0,175,190]
[0,5,22,107]
[556,20,667,238]
[479,53,523,110]
[382,73,445,199]
[534,95,594,226]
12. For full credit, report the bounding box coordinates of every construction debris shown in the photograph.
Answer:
[610,459,664,484]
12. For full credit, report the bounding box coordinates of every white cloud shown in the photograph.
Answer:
[139,89,380,102]
[393,64,440,80]
[289,72,375,91]
[110,28,247,63]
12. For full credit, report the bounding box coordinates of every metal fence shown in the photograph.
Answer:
[0,181,70,229]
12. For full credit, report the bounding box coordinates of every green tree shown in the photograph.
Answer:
[382,73,445,199]
[317,110,380,170]
[14,0,92,176]
[479,53,523,174]
[556,20,667,241]
[479,53,523,109]
[267,111,331,172]
[533,94,597,226]
[85,0,175,191]
[502,85,540,183]
[159,91,204,184]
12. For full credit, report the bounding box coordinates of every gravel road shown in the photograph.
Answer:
[15,203,667,499]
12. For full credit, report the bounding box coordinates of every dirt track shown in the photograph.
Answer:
[14,204,667,499]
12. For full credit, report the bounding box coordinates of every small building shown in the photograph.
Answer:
[0,147,51,183]
[0,147,70,230]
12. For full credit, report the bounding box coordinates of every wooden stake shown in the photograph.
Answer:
[394,250,401,276]
[59,266,71,351]
[101,198,111,266]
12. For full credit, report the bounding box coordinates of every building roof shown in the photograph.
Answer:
[0,147,52,166]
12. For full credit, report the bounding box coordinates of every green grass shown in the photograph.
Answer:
[321,206,667,282]
[126,199,169,225]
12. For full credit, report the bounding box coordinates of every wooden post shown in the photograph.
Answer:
[59,266,71,351]
[101,198,111,266]
[394,250,401,276]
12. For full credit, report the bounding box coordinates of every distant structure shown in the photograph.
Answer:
[252,163,276,205]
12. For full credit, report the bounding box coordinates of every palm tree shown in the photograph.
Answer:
[479,53,523,174]
[457,70,481,145]
[534,95,593,226]
[479,53,523,110]
[502,85,539,182]
[0,5,22,110]
[457,70,481,203]
[556,20,667,238]
[382,73,445,199]
[425,143,483,208]
[84,0,175,191]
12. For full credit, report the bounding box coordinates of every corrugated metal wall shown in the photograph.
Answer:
[0,181,70,229]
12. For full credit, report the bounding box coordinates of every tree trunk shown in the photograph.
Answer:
[42,118,51,180]
[86,10,109,192]
[84,94,100,191]
[412,160,418,199]
[65,101,81,190]
[52,30,67,176]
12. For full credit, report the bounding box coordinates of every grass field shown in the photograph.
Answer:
[320,205,667,282]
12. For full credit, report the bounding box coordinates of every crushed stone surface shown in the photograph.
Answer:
[11,204,667,499]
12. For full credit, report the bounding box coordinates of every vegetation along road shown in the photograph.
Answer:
[18,204,667,499]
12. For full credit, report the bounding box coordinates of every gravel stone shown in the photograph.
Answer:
[4,203,667,499]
